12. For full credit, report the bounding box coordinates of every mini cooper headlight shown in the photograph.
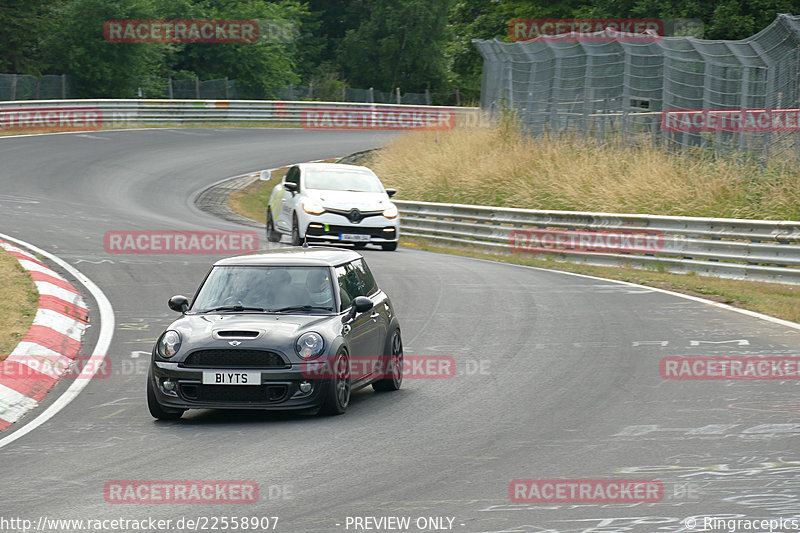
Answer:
[382,204,398,219]
[302,200,325,215]
[157,330,182,358]
[296,332,325,359]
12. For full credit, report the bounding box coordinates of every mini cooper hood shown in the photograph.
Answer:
[170,313,332,342]
[307,190,390,211]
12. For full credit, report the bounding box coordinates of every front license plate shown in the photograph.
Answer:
[340,233,370,242]
[202,371,261,385]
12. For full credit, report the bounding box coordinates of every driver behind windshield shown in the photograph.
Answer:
[305,269,333,309]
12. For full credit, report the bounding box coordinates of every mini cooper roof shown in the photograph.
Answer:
[214,246,364,267]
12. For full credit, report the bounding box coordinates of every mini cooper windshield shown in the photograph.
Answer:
[191,266,336,313]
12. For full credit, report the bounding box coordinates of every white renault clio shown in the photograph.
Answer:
[266,163,399,251]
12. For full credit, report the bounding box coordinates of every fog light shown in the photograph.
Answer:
[299,381,312,393]
[163,380,176,392]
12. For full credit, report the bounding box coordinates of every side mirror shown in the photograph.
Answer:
[353,296,373,313]
[168,295,189,313]
[385,188,397,198]
[259,169,272,181]
[284,182,298,194]
[342,296,374,322]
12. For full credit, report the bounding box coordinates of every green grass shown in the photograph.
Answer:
[0,247,38,360]
[366,122,800,221]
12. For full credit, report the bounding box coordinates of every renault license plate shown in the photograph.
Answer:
[340,233,370,242]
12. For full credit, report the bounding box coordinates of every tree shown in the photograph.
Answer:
[169,0,309,98]
[40,0,168,97]
[339,0,453,93]
[0,0,59,74]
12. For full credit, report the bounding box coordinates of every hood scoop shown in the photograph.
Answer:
[214,330,261,339]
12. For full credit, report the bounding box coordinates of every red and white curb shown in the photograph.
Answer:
[0,240,88,431]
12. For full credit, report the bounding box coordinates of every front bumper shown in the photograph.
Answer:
[150,361,334,411]
[305,221,398,243]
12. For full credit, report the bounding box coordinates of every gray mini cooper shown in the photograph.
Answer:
[147,247,402,419]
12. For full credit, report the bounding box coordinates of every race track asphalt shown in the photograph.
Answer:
[1,127,799,532]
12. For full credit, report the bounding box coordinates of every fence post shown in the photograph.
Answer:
[309,81,313,100]
[425,88,431,105]
[35,77,40,99]
[369,87,374,103]
[396,87,401,104]
[342,85,346,101]
[455,88,460,106]
[224,77,229,100]
[195,77,200,99]
[167,77,173,99]
[10,74,17,101]
[621,52,631,146]
[61,74,67,99]
[738,67,750,154]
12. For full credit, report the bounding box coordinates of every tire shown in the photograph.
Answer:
[147,374,185,420]
[290,214,302,246]
[319,350,351,415]
[381,242,398,251]
[373,328,403,392]
[266,210,281,242]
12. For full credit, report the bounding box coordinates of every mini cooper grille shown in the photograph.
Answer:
[182,384,288,403]
[182,349,288,368]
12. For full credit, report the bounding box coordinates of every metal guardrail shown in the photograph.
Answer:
[0,99,480,128]
[395,200,800,285]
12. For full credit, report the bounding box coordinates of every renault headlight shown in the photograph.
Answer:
[303,200,325,215]
[382,204,398,219]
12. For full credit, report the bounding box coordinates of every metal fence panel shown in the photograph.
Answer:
[395,199,800,285]
[474,14,800,161]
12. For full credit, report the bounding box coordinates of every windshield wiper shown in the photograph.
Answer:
[200,305,265,313]
[272,305,333,313]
